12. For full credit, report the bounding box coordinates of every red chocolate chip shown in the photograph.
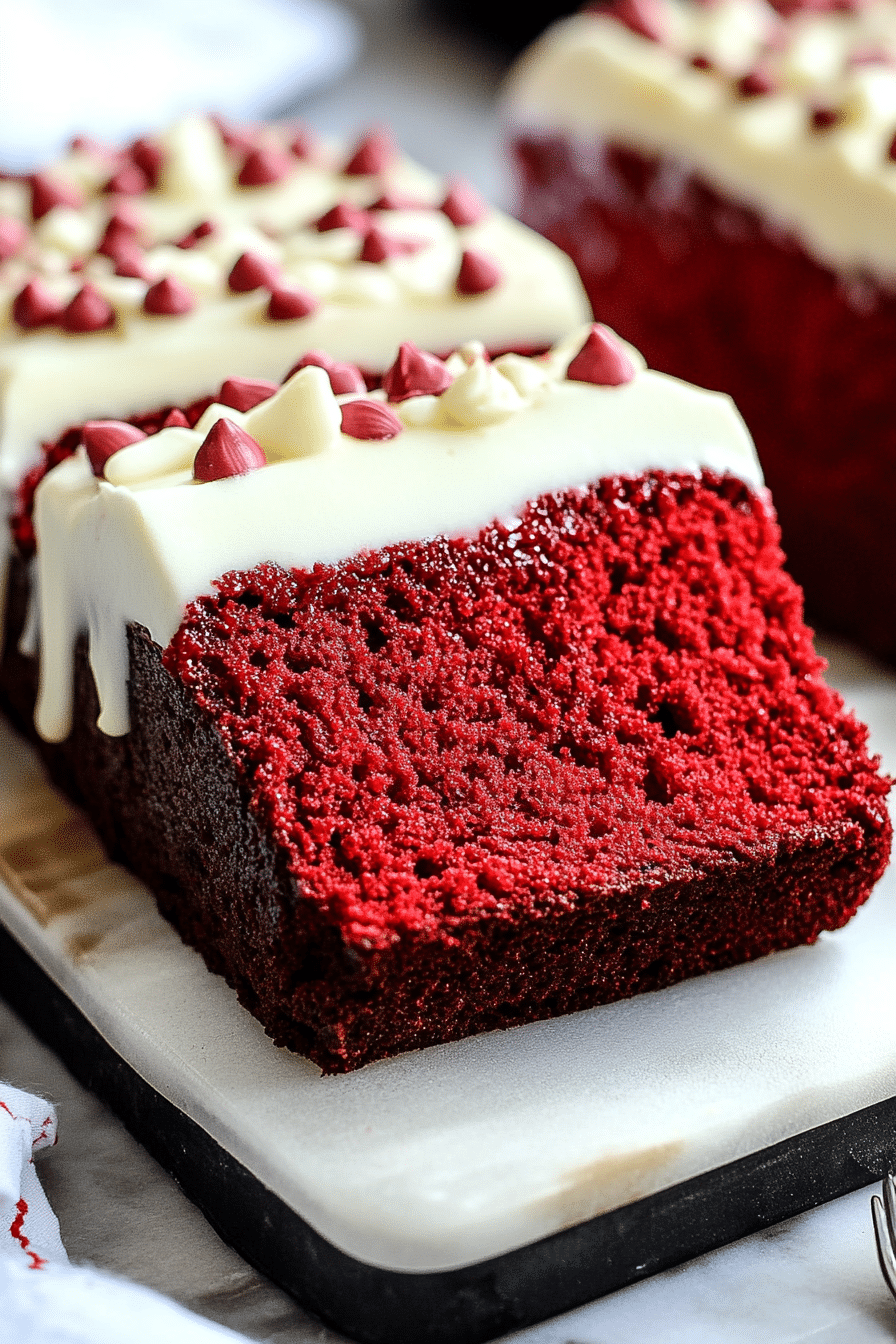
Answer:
[218,376,278,411]
[176,220,215,249]
[383,342,452,401]
[289,126,317,159]
[370,190,422,211]
[212,116,258,153]
[290,350,366,394]
[103,163,150,195]
[12,279,64,329]
[737,68,777,97]
[143,276,195,316]
[440,178,486,227]
[566,324,636,386]
[63,283,116,333]
[0,216,26,261]
[456,248,502,295]
[604,0,665,43]
[690,54,713,71]
[314,202,370,233]
[237,147,292,187]
[340,398,403,440]
[266,287,319,321]
[228,251,280,293]
[193,418,267,481]
[162,408,190,428]
[130,138,163,188]
[112,241,150,279]
[30,172,84,221]
[811,105,840,131]
[359,226,422,263]
[70,134,112,157]
[81,420,147,476]
[343,129,395,176]
[888,132,896,162]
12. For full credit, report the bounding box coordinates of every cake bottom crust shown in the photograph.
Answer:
[513,134,896,664]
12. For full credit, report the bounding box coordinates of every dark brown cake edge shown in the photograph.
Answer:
[1,551,890,1073]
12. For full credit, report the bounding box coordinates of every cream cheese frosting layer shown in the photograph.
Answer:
[503,1,896,281]
[32,330,761,744]
[0,115,590,491]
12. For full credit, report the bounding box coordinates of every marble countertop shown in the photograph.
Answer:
[4,1,896,1339]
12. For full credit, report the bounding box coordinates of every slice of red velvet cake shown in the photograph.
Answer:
[4,326,890,1072]
[505,0,896,662]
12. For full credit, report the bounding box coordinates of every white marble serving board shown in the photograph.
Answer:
[1,636,895,1277]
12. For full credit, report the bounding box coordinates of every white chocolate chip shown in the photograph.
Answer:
[104,427,201,486]
[243,365,341,459]
[158,114,232,200]
[439,356,524,428]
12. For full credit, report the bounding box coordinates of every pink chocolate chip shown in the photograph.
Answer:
[601,0,665,41]
[359,226,421,263]
[12,279,64,329]
[289,126,317,159]
[82,420,147,476]
[30,172,84,221]
[104,163,150,195]
[237,147,292,187]
[266,287,319,321]
[62,284,116,333]
[737,68,778,97]
[290,350,366,394]
[315,202,370,233]
[370,190,422,211]
[383,342,452,401]
[811,105,840,131]
[456,248,502,296]
[340,399,403,440]
[112,242,151,279]
[143,276,195,316]
[343,129,395,176]
[193,419,267,482]
[440,178,486,227]
[162,408,190,429]
[0,216,26,261]
[228,251,280,293]
[129,138,163,187]
[176,220,215,249]
[218,376,278,412]
[566,324,636,386]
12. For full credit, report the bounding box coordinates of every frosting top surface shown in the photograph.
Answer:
[504,0,896,276]
[0,115,589,487]
[32,327,761,743]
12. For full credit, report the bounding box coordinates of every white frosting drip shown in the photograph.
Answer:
[0,116,590,492]
[503,1,896,280]
[32,332,761,743]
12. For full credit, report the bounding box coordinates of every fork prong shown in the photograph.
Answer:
[884,1171,896,1248]
[872,1194,896,1300]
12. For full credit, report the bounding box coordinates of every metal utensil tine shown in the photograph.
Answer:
[872,1194,896,1299]
[884,1171,896,1249]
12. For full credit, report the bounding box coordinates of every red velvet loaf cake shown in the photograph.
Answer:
[506,0,896,661]
[3,327,890,1071]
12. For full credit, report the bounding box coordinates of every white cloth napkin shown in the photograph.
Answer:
[0,1081,66,1270]
[0,1081,255,1341]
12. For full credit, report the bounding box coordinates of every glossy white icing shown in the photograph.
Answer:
[32,330,761,743]
[504,0,896,280]
[0,116,590,491]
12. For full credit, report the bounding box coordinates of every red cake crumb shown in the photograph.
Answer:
[513,136,896,662]
[149,471,890,1069]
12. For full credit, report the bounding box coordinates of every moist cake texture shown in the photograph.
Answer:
[3,328,890,1071]
[506,0,896,661]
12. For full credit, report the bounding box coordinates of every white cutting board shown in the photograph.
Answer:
[1,635,895,1275]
